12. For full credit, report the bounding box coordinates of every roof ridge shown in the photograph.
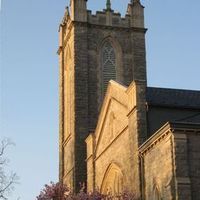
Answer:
[147,86,200,93]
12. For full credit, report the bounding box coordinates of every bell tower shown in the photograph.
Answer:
[58,0,147,192]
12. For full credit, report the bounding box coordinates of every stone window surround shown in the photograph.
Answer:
[97,36,123,110]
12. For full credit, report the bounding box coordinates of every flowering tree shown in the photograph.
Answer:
[36,182,70,200]
[36,182,104,200]
[36,182,137,200]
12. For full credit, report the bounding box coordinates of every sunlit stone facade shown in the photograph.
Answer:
[58,1,200,199]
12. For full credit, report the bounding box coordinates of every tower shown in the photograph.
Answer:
[58,0,147,192]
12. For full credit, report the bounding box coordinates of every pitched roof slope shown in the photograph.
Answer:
[147,87,200,109]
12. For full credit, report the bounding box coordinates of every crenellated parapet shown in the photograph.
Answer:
[87,10,131,28]
[59,0,145,30]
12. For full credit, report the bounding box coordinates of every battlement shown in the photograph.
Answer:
[87,9,131,28]
[59,1,144,30]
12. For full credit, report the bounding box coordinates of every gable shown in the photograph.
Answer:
[94,81,128,158]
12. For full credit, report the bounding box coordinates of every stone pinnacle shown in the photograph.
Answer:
[106,0,111,11]
[131,0,140,3]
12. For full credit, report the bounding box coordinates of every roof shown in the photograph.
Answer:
[139,121,200,154]
[147,87,200,109]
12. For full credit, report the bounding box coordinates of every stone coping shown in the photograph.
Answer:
[139,122,200,155]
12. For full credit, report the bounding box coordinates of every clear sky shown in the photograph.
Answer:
[0,0,200,199]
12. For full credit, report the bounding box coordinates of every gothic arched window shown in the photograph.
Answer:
[102,41,116,94]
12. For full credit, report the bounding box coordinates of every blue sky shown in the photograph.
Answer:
[0,0,200,199]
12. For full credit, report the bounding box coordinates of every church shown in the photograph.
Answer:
[57,0,200,199]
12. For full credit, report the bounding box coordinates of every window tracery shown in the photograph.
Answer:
[102,41,116,94]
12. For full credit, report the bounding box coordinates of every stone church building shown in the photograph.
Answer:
[58,0,200,199]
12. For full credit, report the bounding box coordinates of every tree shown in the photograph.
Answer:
[36,182,137,200]
[36,182,70,200]
[36,182,105,200]
[0,138,18,200]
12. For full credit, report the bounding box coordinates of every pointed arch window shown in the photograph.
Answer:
[102,41,116,95]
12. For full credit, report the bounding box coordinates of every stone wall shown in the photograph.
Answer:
[86,81,147,198]
[94,128,130,191]
[87,25,146,131]
[73,23,89,191]
[174,132,192,199]
[188,133,200,199]
[140,122,200,200]
[174,127,200,200]
[90,81,130,193]
[140,128,175,200]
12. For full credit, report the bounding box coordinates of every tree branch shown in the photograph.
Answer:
[0,139,17,200]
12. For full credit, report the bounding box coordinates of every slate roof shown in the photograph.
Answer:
[147,87,200,109]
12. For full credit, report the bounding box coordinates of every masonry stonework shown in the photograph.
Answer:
[58,0,200,199]
[58,0,147,193]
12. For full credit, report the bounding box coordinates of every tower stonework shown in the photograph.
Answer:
[58,0,147,192]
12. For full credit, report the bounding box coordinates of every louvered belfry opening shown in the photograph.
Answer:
[102,41,116,95]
